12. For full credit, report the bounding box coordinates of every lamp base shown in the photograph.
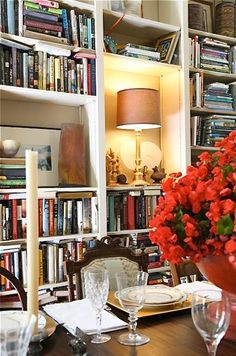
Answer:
[131,179,150,186]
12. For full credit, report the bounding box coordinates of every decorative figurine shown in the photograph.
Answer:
[106,148,121,186]
[151,166,166,184]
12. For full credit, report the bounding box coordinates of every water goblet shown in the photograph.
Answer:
[85,269,111,344]
[115,270,149,346]
[0,311,37,356]
[191,289,230,356]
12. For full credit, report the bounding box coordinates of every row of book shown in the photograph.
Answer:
[0,191,99,241]
[107,189,160,232]
[189,35,236,74]
[0,238,96,291]
[0,40,96,95]
[0,157,26,189]
[0,0,96,48]
[190,114,236,147]
[118,43,160,62]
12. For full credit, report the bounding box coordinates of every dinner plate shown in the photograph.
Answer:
[0,310,56,340]
[142,293,188,309]
[115,285,187,307]
[0,310,46,329]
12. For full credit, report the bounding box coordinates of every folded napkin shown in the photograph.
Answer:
[175,281,221,296]
[43,298,127,335]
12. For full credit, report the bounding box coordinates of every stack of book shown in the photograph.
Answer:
[1,0,96,48]
[118,43,160,62]
[203,82,233,111]
[0,157,26,189]
[200,38,230,73]
[200,115,236,146]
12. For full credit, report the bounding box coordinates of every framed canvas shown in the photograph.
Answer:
[0,126,61,187]
[155,31,180,63]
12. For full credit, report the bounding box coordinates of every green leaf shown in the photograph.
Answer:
[223,165,233,178]
[217,215,234,235]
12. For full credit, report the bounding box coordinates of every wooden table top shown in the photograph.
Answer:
[41,309,236,356]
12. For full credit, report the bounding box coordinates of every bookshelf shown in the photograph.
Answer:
[0,1,187,295]
[187,3,236,164]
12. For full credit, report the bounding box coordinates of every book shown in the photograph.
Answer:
[33,42,71,57]
[0,38,32,51]
[118,47,160,59]
[120,43,158,52]
[23,29,68,44]
[24,18,63,32]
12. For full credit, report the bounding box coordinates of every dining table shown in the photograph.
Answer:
[41,308,236,356]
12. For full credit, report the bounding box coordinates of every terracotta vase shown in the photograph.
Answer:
[197,255,236,341]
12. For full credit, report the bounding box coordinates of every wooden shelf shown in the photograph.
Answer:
[0,233,97,247]
[191,146,219,151]
[189,29,236,46]
[107,185,161,191]
[0,186,98,196]
[148,266,170,274]
[0,85,96,106]
[189,67,236,84]
[108,229,151,235]
[190,107,236,116]
[104,53,180,76]
[104,10,180,43]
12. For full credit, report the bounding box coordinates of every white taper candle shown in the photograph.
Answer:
[26,150,39,334]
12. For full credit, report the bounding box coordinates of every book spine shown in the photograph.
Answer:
[91,196,98,233]
[24,18,62,32]
[43,198,49,237]
[6,0,15,34]
[29,0,59,9]
[12,199,17,240]
[76,200,83,234]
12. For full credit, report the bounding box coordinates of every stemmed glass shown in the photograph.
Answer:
[0,311,37,356]
[115,270,149,346]
[191,289,231,356]
[85,269,111,344]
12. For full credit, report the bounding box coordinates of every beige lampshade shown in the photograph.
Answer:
[117,88,161,130]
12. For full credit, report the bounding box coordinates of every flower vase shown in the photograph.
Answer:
[197,255,236,341]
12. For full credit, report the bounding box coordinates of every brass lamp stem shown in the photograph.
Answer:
[131,129,149,186]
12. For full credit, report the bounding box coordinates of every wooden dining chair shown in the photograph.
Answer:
[64,236,149,301]
[170,259,203,287]
[0,266,27,310]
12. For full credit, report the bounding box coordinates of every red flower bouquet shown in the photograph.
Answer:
[149,131,236,266]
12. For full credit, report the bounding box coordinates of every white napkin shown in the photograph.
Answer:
[175,281,221,297]
[43,298,127,335]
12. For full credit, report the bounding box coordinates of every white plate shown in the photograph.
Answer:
[115,285,187,307]
[142,293,188,309]
[0,310,46,330]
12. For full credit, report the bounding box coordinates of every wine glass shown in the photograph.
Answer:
[191,289,231,356]
[0,311,36,356]
[115,270,149,346]
[84,269,111,344]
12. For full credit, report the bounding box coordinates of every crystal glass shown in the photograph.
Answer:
[85,269,111,344]
[0,311,37,356]
[191,289,231,356]
[115,270,149,346]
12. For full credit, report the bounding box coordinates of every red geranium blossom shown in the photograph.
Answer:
[149,131,236,265]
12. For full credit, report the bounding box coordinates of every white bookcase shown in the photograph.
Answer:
[0,0,190,293]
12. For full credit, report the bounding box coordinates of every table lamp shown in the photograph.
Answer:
[117,88,161,186]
